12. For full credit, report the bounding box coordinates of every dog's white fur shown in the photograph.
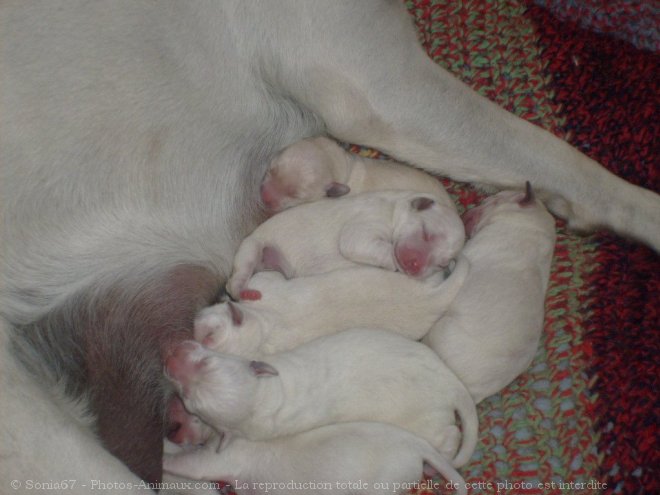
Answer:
[227,191,465,299]
[423,188,556,403]
[163,423,467,495]
[2,0,658,489]
[195,258,468,358]
[165,330,478,467]
[261,136,455,212]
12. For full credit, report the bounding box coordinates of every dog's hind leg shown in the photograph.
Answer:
[263,0,659,249]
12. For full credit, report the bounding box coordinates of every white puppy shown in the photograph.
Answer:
[261,136,455,212]
[163,423,467,495]
[165,329,479,467]
[227,190,465,299]
[195,257,468,358]
[423,184,556,403]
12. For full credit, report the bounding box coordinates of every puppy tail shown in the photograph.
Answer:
[422,449,467,495]
[451,387,479,469]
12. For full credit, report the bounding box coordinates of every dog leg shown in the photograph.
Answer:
[263,0,659,249]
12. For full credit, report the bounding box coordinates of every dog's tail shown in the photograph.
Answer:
[422,448,467,495]
[451,385,479,468]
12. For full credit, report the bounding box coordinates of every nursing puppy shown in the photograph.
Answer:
[423,184,556,403]
[195,257,468,357]
[227,191,465,299]
[262,136,455,212]
[165,330,479,467]
[163,423,468,495]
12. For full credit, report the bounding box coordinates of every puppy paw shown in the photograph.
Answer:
[239,289,262,300]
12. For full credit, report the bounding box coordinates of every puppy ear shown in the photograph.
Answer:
[519,181,535,206]
[411,197,435,211]
[249,360,279,377]
[227,301,243,326]
[325,182,350,198]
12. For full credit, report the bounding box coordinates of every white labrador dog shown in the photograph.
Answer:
[261,136,455,212]
[165,330,479,468]
[163,423,468,495]
[226,190,465,300]
[195,257,468,357]
[423,184,556,403]
[2,0,658,491]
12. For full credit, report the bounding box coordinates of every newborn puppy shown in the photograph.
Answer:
[163,422,467,495]
[195,257,468,358]
[423,183,556,404]
[227,190,465,299]
[261,136,455,212]
[165,329,478,467]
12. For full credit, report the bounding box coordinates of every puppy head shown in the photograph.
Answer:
[194,301,265,357]
[261,138,350,213]
[461,182,552,237]
[164,341,278,430]
[392,194,466,279]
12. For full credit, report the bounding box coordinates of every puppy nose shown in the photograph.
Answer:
[396,248,425,276]
[402,257,422,275]
[260,182,280,212]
